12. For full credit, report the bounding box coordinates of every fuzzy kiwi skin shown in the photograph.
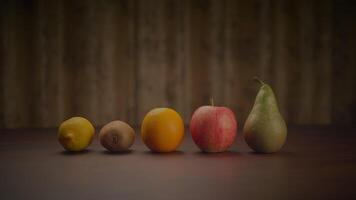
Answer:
[99,120,135,152]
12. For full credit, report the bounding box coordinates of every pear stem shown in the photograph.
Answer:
[253,76,265,85]
[210,97,214,106]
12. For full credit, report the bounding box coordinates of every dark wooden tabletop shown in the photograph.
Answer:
[1,126,356,200]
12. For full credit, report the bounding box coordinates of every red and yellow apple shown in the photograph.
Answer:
[190,104,237,152]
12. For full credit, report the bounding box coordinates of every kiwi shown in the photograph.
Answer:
[99,120,135,152]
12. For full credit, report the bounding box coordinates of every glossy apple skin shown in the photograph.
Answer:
[190,106,237,152]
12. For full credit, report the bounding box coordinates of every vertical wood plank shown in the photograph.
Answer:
[331,0,356,124]
[186,0,213,112]
[312,0,332,124]
[2,0,36,128]
[163,0,186,122]
[0,1,5,127]
[224,0,239,119]
[47,0,64,127]
[62,0,99,123]
[272,0,288,122]
[298,0,315,124]
[30,0,44,127]
[272,0,300,124]
[95,0,137,126]
[137,0,168,122]
[33,0,47,127]
[182,0,193,123]
[181,0,192,123]
[31,0,63,128]
[33,0,64,127]
[210,0,227,106]
[259,0,273,82]
[225,0,261,125]
[1,0,17,128]
[20,0,39,127]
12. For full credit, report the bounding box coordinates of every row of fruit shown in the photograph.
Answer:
[58,77,287,154]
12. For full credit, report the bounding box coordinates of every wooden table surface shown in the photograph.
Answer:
[1,126,356,200]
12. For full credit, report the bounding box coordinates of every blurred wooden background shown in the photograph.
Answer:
[0,0,355,128]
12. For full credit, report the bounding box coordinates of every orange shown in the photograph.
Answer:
[141,108,185,152]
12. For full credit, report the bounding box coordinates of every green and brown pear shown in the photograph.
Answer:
[243,77,287,153]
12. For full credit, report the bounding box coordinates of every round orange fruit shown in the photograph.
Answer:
[141,108,185,152]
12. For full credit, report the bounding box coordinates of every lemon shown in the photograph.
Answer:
[58,117,95,151]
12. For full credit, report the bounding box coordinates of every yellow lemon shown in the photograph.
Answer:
[58,117,95,151]
[141,108,184,152]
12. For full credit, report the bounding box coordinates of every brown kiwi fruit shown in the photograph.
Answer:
[99,120,135,152]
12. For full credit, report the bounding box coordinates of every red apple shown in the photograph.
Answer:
[190,105,237,152]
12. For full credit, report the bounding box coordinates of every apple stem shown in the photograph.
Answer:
[210,97,214,106]
[253,76,265,85]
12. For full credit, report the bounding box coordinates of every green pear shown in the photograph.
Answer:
[243,77,287,153]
